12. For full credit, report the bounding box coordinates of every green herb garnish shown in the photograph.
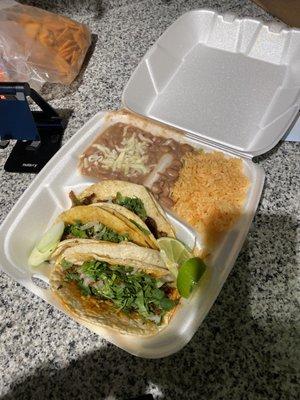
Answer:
[70,224,88,238]
[65,271,81,282]
[114,192,147,221]
[63,260,176,324]
[61,258,73,270]
[77,280,91,296]
[96,226,129,243]
[63,221,129,243]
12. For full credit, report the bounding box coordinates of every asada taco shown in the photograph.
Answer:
[91,202,157,249]
[50,242,180,335]
[58,205,152,248]
[71,180,175,238]
[28,203,156,267]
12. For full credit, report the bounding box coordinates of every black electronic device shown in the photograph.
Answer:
[0,82,66,173]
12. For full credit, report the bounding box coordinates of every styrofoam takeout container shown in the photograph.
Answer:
[0,10,299,358]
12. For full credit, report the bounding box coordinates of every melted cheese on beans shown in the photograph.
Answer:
[88,134,151,176]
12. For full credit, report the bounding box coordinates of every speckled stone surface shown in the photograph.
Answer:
[0,1,299,399]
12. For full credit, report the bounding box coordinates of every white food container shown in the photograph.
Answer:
[0,10,299,358]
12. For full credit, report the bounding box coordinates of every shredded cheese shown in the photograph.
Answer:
[87,133,151,176]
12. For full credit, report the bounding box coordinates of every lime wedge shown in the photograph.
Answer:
[157,237,193,264]
[28,244,58,267]
[28,221,64,267]
[36,221,64,253]
[157,237,193,277]
[177,257,207,298]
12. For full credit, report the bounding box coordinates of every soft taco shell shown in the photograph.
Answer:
[51,238,100,260]
[77,180,175,237]
[56,205,150,248]
[50,243,178,335]
[92,202,158,249]
[53,242,168,275]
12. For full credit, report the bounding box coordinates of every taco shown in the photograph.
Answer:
[91,202,158,249]
[28,204,155,267]
[50,242,180,335]
[58,205,151,248]
[70,180,175,238]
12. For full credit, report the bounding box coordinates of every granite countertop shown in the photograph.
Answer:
[0,1,299,399]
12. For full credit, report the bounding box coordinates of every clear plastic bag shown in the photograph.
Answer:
[0,0,91,89]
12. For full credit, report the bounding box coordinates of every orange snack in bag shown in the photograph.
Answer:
[0,2,91,87]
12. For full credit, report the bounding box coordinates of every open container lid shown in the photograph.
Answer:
[123,10,300,157]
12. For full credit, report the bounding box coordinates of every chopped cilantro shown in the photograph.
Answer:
[114,192,147,221]
[61,258,73,270]
[62,260,176,324]
[77,280,91,296]
[159,297,175,311]
[80,260,110,280]
[65,271,81,282]
[63,221,129,243]
[96,225,129,243]
[71,225,88,238]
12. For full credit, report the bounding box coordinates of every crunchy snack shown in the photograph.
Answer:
[0,2,91,87]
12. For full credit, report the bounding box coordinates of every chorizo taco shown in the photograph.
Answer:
[50,242,180,335]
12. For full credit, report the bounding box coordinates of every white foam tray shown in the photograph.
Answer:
[0,111,265,358]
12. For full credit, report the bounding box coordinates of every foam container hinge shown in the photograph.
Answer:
[123,10,300,157]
